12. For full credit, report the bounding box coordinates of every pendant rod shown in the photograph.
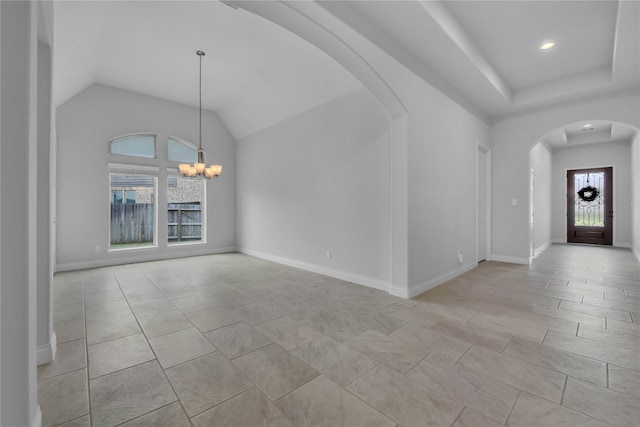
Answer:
[197,50,205,151]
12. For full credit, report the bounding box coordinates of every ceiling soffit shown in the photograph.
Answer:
[324,0,639,121]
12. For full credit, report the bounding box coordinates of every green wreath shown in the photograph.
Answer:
[577,185,599,202]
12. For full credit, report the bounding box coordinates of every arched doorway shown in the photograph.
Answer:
[530,120,638,254]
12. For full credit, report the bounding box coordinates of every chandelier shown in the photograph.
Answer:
[178,50,222,179]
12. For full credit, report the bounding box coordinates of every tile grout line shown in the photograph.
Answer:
[448,405,466,427]
[82,275,93,427]
[504,389,522,426]
[559,374,569,406]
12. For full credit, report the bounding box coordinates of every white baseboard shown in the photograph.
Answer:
[239,248,390,292]
[56,246,237,272]
[36,331,57,366]
[534,241,552,257]
[552,239,632,250]
[633,246,640,262]
[405,262,477,299]
[490,254,530,265]
[388,283,410,299]
[32,406,42,427]
[614,242,632,248]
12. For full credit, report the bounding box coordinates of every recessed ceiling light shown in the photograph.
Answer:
[539,41,555,51]
[583,124,592,128]
[582,124,594,132]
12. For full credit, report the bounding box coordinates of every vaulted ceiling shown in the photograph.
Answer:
[54,0,640,144]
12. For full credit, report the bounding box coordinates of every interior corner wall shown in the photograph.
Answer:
[55,84,236,271]
[632,133,640,259]
[237,88,392,289]
[403,82,489,295]
[551,140,632,247]
[529,142,552,256]
[491,93,640,262]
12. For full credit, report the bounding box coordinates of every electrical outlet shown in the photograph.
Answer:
[457,251,463,263]
[326,249,331,259]
[94,245,101,253]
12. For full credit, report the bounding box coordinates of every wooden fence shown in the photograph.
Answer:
[168,203,202,242]
[110,202,201,245]
[110,203,154,244]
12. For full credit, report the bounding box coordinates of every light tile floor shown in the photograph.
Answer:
[40,244,640,427]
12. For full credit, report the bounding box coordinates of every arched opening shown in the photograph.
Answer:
[225,1,411,293]
[529,120,639,258]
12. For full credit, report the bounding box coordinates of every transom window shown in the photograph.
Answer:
[168,137,197,163]
[109,134,156,158]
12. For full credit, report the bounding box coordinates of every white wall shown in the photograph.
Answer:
[491,94,640,263]
[237,88,392,289]
[237,51,490,297]
[632,133,640,259]
[401,72,489,294]
[56,84,236,270]
[36,40,56,365]
[229,1,493,298]
[231,2,491,297]
[552,140,633,247]
[316,12,489,296]
[1,1,41,425]
[529,142,552,256]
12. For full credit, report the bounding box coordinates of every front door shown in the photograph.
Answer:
[567,167,613,245]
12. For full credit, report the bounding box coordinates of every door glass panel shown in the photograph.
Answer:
[574,172,605,227]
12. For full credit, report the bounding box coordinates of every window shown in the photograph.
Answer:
[112,190,137,204]
[109,171,157,249]
[110,134,156,159]
[167,176,204,244]
[112,190,123,204]
[108,134,208,250]
[168,137,197,163]
[125,190,136,204]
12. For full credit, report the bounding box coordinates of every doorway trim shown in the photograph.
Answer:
[477,142,491,262]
